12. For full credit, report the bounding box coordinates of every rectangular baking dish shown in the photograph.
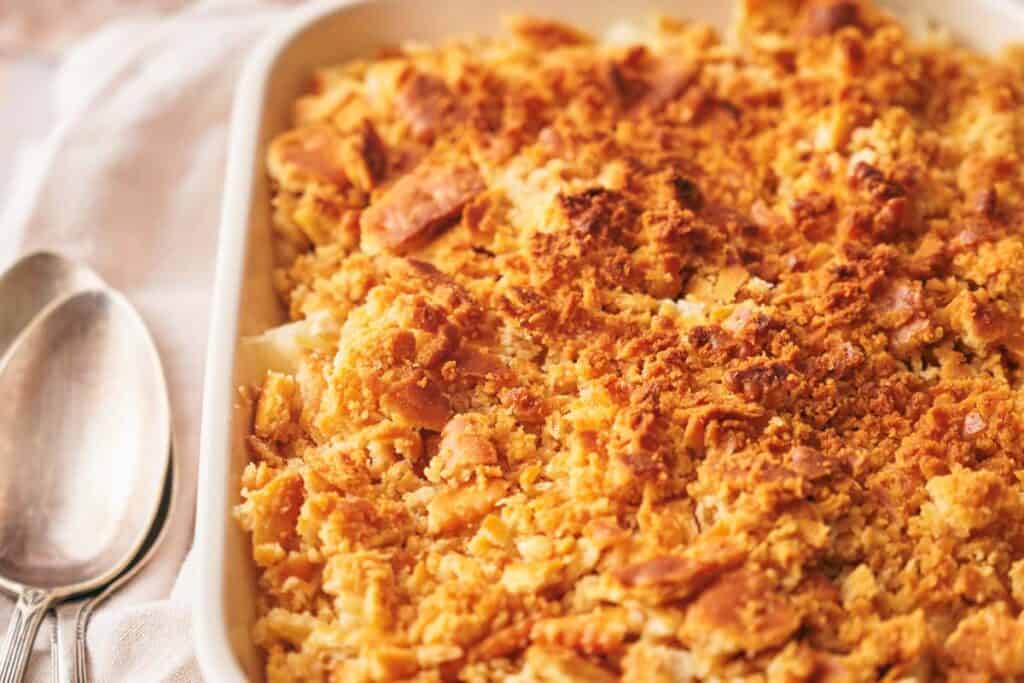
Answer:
[193,1,1024,680]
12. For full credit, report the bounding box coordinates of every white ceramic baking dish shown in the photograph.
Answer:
[193,0,1024,679]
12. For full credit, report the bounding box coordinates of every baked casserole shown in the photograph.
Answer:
[236,1,1024,680]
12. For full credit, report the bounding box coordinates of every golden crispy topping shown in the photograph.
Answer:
[379,371,451,430]
[245,4,1024,680]
[612,543,746,605]
[945,605,1024,677]
[252,371,300,443]
[529,609,637,655]
[360,161,484,254]
[349,120,388,191]
[431,414,500,481]
[427,478,507,536]
[504,15,593,49]
[519,646,616,683]
[269,125,352,189]
[800,1,862,37]
[395,70,458,143]
[679,569,801,656]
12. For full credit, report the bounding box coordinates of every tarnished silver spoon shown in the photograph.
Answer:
[0,252,173,682]
[0,289,171,683]
[0,251,103,362]
[0,251,108,679]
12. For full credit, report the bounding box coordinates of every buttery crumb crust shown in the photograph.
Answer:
[237,1,1024,680]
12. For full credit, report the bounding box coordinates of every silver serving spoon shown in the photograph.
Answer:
[0,289,171,683]
[51,444,176,683]
[0,252,105,677]
[0,251,110,680]
[0,252,103,362]
[0,252,174,682]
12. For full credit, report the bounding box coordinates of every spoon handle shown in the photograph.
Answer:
[71,613,88,683]
[51,599,95,683]
[0,588,53,683]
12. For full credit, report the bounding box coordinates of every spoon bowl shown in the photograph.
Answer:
[0,289,171,682]
[0,252,103,363]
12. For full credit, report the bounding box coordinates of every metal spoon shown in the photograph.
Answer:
[0,289,171,682]
[0,251,109,680]
[0,253,174,681]
[0,252,103,362]
[51,444,176,683]
[0,251,106,676]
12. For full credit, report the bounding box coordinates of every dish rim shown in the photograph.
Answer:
[192,2,357,679]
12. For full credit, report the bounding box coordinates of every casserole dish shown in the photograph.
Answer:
[193,1,1024,680]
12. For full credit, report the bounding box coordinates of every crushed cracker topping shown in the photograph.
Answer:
[238,2,1024,680]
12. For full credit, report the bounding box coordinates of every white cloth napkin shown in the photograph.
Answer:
[0,3,285,680]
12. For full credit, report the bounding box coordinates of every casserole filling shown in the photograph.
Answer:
[238,1,1024,680]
